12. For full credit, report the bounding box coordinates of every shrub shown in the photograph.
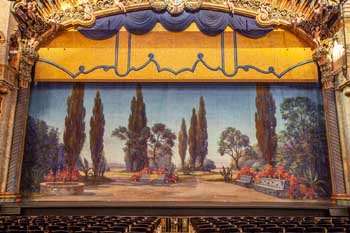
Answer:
[202,159,216,171]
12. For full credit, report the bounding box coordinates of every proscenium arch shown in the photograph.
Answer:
[36,3,320,49]
[3,0,347,204]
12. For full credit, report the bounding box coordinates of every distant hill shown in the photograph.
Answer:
[108,162,125,169]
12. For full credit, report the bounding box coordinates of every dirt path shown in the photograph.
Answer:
[33,175,323,203]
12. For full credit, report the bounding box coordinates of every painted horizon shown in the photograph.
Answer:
[21,82,331,202]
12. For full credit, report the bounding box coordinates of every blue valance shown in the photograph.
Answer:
[78,10,273,39]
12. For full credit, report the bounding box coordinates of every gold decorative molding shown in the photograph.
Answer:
[9,0,342,48]
[7,0,344,85]
[313,38,336,89]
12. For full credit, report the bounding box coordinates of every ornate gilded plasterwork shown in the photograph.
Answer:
[11,0,335,27]
[7,0,343,87]
[10,0,341,38]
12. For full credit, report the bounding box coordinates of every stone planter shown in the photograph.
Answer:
[40,182,84,195]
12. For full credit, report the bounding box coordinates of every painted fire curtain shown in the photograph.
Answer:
[23,11,329,202]
[21,82,331,202]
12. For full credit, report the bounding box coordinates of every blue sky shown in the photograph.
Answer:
[28,82,324,167]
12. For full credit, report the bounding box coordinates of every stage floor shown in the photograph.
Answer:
[2,201,344,217]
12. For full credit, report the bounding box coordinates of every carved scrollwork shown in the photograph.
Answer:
[17,39,39,88]
[234,0,260,11]
[149,0,168,11]
[9,0,342,42]
[313,38,335,88]
[166,0,185,15]
[256,1,272,24]
[149,0,202,15]
[184,0,203,12]
[11,0,62,88]
[9,0,343,79]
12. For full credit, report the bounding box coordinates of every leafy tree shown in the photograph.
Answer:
[197,96,208,168]
[255,83,277,164]
[203,159,216,171]
[178,118,188,170]
[188,108,198,168]
[218,127,251,170]
[21,116,60,193]
[278,97,329,180]
[63,83,86,181]
[112,126,134,171]
[113,84,148,171]
[21,116,41,193]
[111,126,149,171]
[90,91,105,177]
[146,123,176,169]
[47,128,60,180]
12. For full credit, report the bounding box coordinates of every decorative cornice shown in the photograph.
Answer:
[9,0,342,47]
[8,0,343,87]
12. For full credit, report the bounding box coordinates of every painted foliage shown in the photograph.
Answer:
[21,83,330,202]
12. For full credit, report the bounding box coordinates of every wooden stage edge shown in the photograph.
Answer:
[1,202,349,217]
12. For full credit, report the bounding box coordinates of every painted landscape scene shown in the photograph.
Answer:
[21,82,331,203]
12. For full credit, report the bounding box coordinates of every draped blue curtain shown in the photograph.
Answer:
[79,10,273,39]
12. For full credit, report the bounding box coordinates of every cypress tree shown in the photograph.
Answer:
[125,84,148,171]
[197,96,208,168]
[126,96,137,171]
[255,83,277,164]
[63,83,86,180]
[135,84,147,133]
[134,84,148,170]
[90,91,105,177]
[189,108,198,169]
[178,118,188,170]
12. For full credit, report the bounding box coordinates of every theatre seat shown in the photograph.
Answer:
[1,215,350,233]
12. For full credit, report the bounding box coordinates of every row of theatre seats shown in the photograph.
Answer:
[189,216,350,233]
[0,216,161,233]
[1,215,350,232]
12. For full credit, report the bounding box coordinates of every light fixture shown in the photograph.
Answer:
[332,39,344,62]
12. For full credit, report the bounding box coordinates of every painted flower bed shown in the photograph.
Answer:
[44,168,80,182]
[40,168,84,195]
[131,167,178,184]
[236,165,325,199]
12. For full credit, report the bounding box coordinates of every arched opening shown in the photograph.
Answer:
[14,8,335,205]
